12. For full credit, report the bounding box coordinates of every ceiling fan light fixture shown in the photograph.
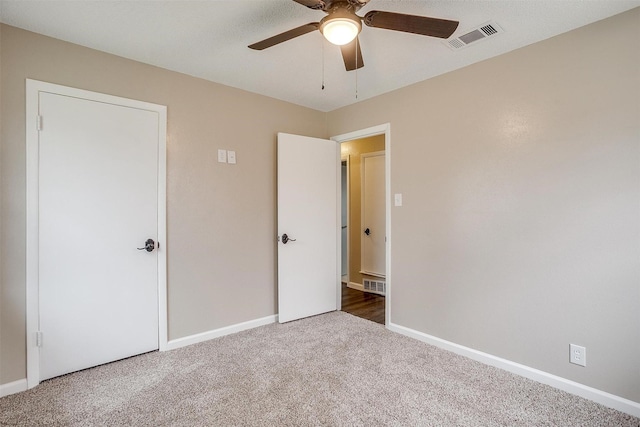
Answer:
[321,18,360,45]
[320,11,362,46]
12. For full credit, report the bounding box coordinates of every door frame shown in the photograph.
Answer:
[332,123,390,326]
[25,79,168,388]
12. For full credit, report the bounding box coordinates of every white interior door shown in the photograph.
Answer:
[361,152,386,277]
[38,91,160,380]
[277,133,339,323]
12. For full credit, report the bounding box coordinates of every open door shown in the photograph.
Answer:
[277,133,339,323]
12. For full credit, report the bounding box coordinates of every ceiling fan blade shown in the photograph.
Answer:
[249,23,319,50]
[364,11,459,39]
[340,37,364,71]
[292,0,326,10]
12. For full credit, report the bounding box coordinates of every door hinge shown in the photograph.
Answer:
[35,331,43,347]
[36,115,43,131]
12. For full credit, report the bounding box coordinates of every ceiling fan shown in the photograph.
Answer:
[248,0,459,71]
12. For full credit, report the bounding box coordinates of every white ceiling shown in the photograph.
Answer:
[1,0,638,112]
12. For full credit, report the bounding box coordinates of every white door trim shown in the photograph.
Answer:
[25,79,168,389]
[331,124,391,326]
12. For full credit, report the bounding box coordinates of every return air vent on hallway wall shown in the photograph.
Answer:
[444,21,504,50]
[363,279,386,296]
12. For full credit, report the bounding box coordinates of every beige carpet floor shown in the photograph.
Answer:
[1,311,638,426]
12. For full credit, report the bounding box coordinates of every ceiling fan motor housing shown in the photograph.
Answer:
[316,0,369,12]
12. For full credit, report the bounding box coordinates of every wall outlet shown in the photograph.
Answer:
[570,344,586,367]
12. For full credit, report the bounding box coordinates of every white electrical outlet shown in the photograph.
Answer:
[570,344,586,367]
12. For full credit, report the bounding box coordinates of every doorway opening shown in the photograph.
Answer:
[335,128,389,325]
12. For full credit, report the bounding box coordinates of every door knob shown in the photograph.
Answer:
[137,238,155,252]
[364,228,370,236]
[281,233,296,244]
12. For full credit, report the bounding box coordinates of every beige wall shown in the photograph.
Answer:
[341,135,385,285]
[0,24,326,384]
[328,9,640,402]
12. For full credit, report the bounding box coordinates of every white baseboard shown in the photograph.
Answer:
[166,314,278,351]
[0,379,28,397]
[359,270,386,279]
[388,322,640,418]
[347,281,364,291]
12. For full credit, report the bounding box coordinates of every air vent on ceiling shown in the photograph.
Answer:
[444,21,504,50]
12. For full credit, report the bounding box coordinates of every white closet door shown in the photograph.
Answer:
[38,91,160,380]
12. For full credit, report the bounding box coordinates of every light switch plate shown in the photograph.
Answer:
[394,193,403,207]
[227,150,236,164]
[217,149,227,163]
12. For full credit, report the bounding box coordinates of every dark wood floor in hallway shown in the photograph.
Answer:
[341,283,385,325]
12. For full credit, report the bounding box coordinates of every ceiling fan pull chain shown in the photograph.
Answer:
[321,38,325,90]
[355,39,359,99]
